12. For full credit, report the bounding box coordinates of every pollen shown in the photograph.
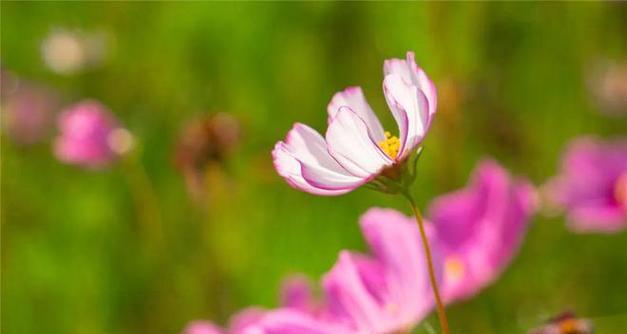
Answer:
[378,131,401,158]
[444,256,465,282]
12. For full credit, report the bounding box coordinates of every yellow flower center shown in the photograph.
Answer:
[444,256,465,282]
[378,131,400,159]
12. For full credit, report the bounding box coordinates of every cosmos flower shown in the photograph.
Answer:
[272,51,436,195]
[545,137,627,233]
[251,208,438,334]
[427,159,536,304]
[54,100,133,169]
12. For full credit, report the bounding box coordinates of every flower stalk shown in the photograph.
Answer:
[402,191,450,334]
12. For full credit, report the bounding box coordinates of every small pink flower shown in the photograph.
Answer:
[427,159,536,304]
[545,137,627,233]
[54,100,133,169]
[272,52,436,195]
[251,208,438,334]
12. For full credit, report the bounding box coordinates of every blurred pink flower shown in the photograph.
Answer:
[54,100,133,168]
[427,159,537,304]
[272,51,437,195]
[251,208,437,334]
[1,72,57,145]
[545,137,627,233]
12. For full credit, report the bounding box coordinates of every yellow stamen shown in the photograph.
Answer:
[444,256,465,282]
[378,131,400,158]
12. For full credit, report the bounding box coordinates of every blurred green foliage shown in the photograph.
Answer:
[2,2,626,333]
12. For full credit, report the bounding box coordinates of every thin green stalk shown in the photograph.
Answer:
[402,192,450,334]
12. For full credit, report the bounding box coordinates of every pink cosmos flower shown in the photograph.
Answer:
[272,52,437,195]
[251,208,438,334]
[54,100,133,169]
[427,159,536,304]
[545,137,627,233]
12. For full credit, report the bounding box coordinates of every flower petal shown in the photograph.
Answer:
[359,208,435,326]
[429,159,536,303]
[568,205,626,233]
[280,275,314,312]
[328,87,385,142]
[252,309,353,334]
[383,74,430,159]
[272,142,349,196]
[230,308,266,333]
[322,251,387,332]
[326,107,392,177]
[384,52,437,121]
[272,123,364,195]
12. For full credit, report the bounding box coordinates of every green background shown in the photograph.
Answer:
[2,2,626,333]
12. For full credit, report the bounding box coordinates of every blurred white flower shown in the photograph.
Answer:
[41,28,109,75]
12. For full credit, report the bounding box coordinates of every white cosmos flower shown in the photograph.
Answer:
[272,51,437,195]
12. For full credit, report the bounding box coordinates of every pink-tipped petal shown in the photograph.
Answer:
[384,52,437,120]
[272,123,364,195]
[326,107,392,177]
[327,87,385,142]
[383,74,430,159]
[272,142,351,196]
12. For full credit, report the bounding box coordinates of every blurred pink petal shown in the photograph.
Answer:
[249,309,353,334]
[428,159,537,304]
[273,51,436,195]
[546,137,627,233]
[53,100,131,169]
[280,275,315,313]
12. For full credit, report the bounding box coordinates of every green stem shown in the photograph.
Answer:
[402,192,450,334]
